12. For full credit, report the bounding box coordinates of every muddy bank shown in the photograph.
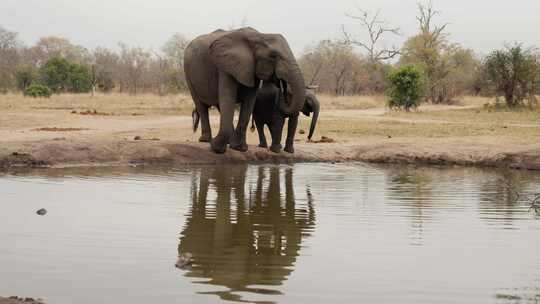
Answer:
[0,297,45,304]
[1,138,539,171]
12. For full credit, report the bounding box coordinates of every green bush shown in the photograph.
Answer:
[39,56,92,93]
[387,65,425,111]
[40,57,71,93]
[24,84,52,98]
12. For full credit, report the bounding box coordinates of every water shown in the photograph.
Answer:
[0,164,539,304]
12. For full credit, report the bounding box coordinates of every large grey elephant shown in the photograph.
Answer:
[184,27,306,153]
[251,83,320,153]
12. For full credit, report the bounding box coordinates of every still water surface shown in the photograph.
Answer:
[0,164,539,304]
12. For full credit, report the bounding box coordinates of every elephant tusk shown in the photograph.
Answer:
[259,80,264,89]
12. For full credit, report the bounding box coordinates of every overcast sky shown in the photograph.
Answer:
[2,0,540,56]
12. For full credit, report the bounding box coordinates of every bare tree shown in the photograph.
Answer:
[342,7,401,62]
[118,43,151,94]
[31,36,90,65]
[417,1,449,45]
[91,47,119,93]
[0,26,22,92]
[299,40,364,95]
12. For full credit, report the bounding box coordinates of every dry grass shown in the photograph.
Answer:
[303,95,540,141]
[0,93,195,116]
[2,92,540,142]
[317,94,386,110]
[317,117,540,140]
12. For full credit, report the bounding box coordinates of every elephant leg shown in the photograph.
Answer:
[269,115,285,153]
[198,104,212,142]
[284,114,299,153]
[255,119,268,148]
[211,73,237,154]
[230,90,256,152]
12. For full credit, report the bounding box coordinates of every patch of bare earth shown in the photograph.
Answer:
[32,127,91,132]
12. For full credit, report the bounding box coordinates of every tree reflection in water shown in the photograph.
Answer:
[178,165,315,303]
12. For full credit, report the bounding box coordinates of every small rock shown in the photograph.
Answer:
[387,135,392,138]
[36,208,47,216]
[299,129,306,135]
[134,136,141,140]
[71,110,77,114]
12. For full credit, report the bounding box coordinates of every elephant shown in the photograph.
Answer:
[184,27,306,153]
[251,82,320,153]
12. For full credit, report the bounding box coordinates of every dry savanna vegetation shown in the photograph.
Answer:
[0,1,539,169]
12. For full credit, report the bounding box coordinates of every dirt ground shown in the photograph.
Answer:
[1,93,539,171]
[0,297,45,304]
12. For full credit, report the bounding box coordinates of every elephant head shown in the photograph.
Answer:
[301,90,320,140]
[209,27,306,114]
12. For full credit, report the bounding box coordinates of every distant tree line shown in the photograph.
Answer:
[299,2,540,108]
[0,29,189,95]
[0,1,539,108]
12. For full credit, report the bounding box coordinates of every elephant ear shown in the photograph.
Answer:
[209,29,255,88]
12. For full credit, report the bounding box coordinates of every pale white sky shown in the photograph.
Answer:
[2,0,540,56]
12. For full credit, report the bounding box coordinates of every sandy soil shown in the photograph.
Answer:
[1,94,539,171]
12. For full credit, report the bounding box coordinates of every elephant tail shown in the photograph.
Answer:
[250,116,256,133]
[192,109,200,133]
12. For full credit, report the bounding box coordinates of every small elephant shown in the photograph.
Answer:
[251,83,320,153]
[185,27,306,153]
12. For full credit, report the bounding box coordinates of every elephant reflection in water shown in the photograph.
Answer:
[178,165,315,303]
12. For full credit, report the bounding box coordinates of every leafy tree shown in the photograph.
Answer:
[484,44,540,107]
[387,65,425,111]
[39,57,71,92]
[15,65,38,91]
[67,63,92,93]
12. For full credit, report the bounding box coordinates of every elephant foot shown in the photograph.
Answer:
[258,143,268,148]
[284,145,294,154]
[229,133,248,152]
[199,133,212,143]
[230,142,248,152]
[269,144,282,154]
[211,136,228,154]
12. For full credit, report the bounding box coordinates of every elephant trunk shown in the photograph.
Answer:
[307,93,320,140]
[279,63,306,114]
